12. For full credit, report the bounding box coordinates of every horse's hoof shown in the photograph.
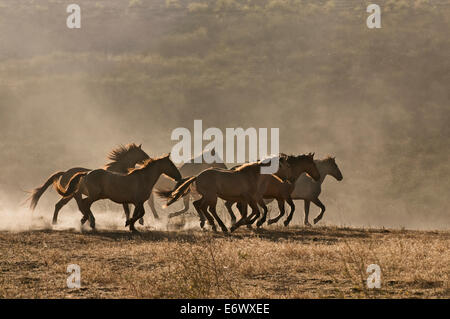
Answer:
[139,218,144,226]
[230,226,236,233]
[267,220,275,225]
[200,220,205,228]
[283,221,289,227]
[304,222,312,227]
[125,220,130,226]
[313,218,320,224]
[221,227,229,233]
[168,213,175,219]
[52,220,57,225]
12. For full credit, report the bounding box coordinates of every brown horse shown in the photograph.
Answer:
[224,154,321,229]
[58,154,182,232]
[28,143,150,224]
[159,161,273,233]
[268,156,343,226]
[148,148,227,219]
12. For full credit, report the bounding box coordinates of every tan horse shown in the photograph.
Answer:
[159,161,273,233]
[225,154,321,228]
[58,154,182,232]
[281,156,343,226]
[148,148,227,219]
[28,143,150,224]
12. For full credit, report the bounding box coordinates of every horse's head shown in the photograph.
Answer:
[161,153,182,182]
[291,153,320,181]
[325,156,343,181]
[108,143,150,166]
[276,155,292,180]
[129,143,151,165]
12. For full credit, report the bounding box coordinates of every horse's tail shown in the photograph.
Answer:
[29,171,65,210]
[57,172,88,198]
[156,176,196,206]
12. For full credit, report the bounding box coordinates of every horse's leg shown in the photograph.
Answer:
[52,196,72,225]
[168,195,190,218]
[72,193,90,225]
[79,196,96,230]
[230,202,248,232]
[123,203,131,226]
[208,200,228,233]
[193,198,207,229]
[283,197,296,227]
[312,198,326,224]
[267,199,285,225]
[303,200,312,226]
[127,204,143,232]
[224,201,237,226]
[256,200,269,228]
[231,200,258,232]
[147,192,159,220]
[237,202,252,229]
[201,200,217,232]
[248,200,262,225]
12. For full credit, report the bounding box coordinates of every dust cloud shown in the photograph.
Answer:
[0,0,448,231]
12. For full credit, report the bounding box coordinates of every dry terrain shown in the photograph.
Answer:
[0,224,448,298]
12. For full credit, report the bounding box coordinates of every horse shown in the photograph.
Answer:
[158,160,273,233]
[267,156,343,226]
[224,153,321,228]
[28,143,150,224]
[148,148,227,219]
[57,153,182,232]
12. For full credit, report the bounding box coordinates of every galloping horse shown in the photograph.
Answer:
[58,153,182,232]
[159,161,273,233]
[224,154,321,229]
[266,156,343,226]
[29,143,150,224]
[148,148,227,219]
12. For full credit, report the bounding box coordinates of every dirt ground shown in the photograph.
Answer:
[0,225,448,299]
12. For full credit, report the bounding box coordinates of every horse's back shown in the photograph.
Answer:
[180,162,227,176]
[60,167,91,186]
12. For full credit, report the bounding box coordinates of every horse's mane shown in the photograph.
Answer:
[107,143,143,163]
[285,153,312,164]
[127,155,167,174]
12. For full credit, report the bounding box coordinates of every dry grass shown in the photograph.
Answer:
[0,226,448,298]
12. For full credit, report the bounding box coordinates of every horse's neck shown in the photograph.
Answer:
[315,161,330,184]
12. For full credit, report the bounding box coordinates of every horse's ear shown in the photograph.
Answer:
[166,152,171,158]
[138,144,142,149]
[280,152,287,157]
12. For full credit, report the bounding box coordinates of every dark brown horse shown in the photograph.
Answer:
[28,143,150,224]
[267,156,343,226]
[159,161,273,233]
[224,154,321,229]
